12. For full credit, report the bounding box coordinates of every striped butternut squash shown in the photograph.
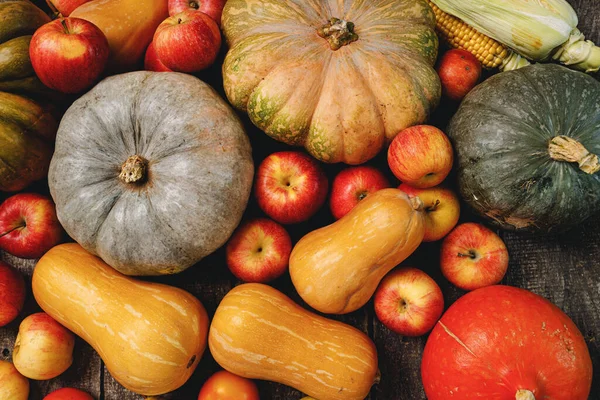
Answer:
[209,284,379,400]
[32,243,209,396]
[289,188,425,314]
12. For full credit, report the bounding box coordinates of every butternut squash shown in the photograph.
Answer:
[289,188,425,314]
[32,243,209,396]
[209,283,378,400]
[70,0,168,71]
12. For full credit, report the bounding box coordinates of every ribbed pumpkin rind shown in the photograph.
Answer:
[0,0,50,96]
[48,72,254,275]
[221,0,440,164]
[0,92,57,191]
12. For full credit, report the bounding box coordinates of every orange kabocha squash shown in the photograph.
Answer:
[32,243,209,396]
[71,0,168,71]
[290,188,425,314]
[209,283,378,400]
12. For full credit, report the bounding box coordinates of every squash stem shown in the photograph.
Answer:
[548,136,600,174]
[317,18,359,50]
[0,224,24,239]
[515,389,535,400]
[119,155,148,184]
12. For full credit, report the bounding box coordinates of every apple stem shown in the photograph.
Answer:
[0,224,25,239]
[457,250,477,259]
[426,199,440,212]
[60,19,70,34]
[189,0,199,9]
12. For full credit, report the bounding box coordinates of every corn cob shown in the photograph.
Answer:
[430,0,600,73]
[426,0,529,71]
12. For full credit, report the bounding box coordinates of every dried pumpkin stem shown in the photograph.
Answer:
[515,389,536,400]
[409,196,425,212]
[119,155,148,184]
[548,136,600,174]
[317,18,359,50]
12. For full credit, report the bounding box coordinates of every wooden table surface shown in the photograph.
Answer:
[2,1,600,399]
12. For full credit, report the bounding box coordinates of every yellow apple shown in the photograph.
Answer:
[398,184,460,242]
[0,360,29,400]
[13,313,75,380]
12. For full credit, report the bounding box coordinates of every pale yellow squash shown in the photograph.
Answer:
[290,188,425,314]
[71,0,168,71]
[32,243,209,396]
[209,283,378,400]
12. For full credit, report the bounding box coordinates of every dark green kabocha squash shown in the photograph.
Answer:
[448,64,600,233]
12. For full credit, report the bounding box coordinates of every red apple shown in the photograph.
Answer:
[168,0,227,26]
[388,125,454,188]
[13,313,75,380]
[374,267,444,337]
[226,218,292,283]
[44,387,94,400]
[0,360,29,400]
[30,18,109,94]
[329,166,390,220]
[0,193,63,259]
[0,261,26,327]
[144,40,172,72]
[45,0,92,17]
[198,370,260,400]
[398,184,460,242]
[440,222,509,291]
[437,49,482,101]
[255,151,328,224]
[154,10,221,73]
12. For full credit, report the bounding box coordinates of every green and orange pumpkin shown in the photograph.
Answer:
[221,0,441,164]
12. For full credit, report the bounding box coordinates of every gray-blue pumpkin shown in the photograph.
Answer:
[48,72,254,275]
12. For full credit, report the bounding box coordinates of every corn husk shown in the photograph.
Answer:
[431,0,600,72]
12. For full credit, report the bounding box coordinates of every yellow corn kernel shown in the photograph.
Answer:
[427,0,508,69]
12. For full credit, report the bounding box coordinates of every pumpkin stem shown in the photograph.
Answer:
[548,136,600,174]
[409,196,424,212]
[317,18,359,50]
[515,389,536,400]
[119,155,148,184]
